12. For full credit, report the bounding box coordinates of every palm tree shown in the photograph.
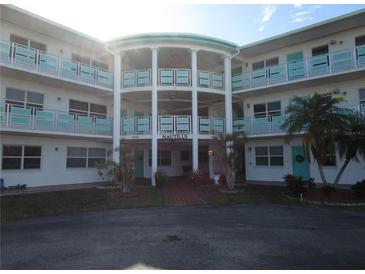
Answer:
[213,133,246,190]
[334,113,365,185]
[281,93,347,185]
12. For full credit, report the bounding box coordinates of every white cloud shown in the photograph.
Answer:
[294,4,302,8]
[290,5,321,23]
[258,5,277,32]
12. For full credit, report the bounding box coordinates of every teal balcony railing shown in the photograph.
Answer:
[233,103,365,136]
[198,70,224,90]
[0,40,113,89]
[121,116,152,135]
[232,45,365,91]
[0,102,113,136]
[159,68,191,86]
[122,69,151,88]
[199,116,225,135]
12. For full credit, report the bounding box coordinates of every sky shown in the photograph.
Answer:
[10,3,365,46]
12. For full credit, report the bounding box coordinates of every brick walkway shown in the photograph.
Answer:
[162,177,211,206]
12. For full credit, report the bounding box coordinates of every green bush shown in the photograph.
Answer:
[283,174,315,197]
[351,180,365,199]
[321,185,336,198]
[154,171,168,188]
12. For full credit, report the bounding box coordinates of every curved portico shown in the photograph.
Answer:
[106,33,239,186]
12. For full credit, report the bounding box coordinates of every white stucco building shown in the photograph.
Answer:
[1,5,364,187]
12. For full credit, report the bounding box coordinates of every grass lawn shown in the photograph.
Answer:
[208,184,303,206]
[1,186,164,221]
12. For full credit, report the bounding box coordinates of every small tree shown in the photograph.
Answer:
[213,133,246,190]
[96,147,135,193]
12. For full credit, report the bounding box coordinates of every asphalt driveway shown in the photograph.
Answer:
[1,205,365,269]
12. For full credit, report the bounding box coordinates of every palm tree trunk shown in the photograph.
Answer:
[334,158,350,185]
[317,162,328,185]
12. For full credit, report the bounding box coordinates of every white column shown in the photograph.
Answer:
[113,54,121,163]
[151,47,158,186]
[224,56,233,135]
[191,49,199,171]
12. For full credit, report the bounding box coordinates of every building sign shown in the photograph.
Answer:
[161,133,188,140]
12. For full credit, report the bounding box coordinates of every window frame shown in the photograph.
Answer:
[253,100,281,121]
[252,57,279,71]
[10,33,47,52]
[355,35,365,47]
[255,145,284,167]
[148,150,172,167]
[2,145,42,170]
[323,144,337,167]
[5,88,44,112]
[66,147,106,169]
[69,99,107,120]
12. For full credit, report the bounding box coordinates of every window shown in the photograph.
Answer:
[72,54,91,65]
[359,88,365,104]
[69,99,107,120]
[2,145,41,170]
[312,45,329,56]
[198,149,209,163]
[255,146,284,166]
[254,101,281,120]
[10,34,46,51]
[72,54,108,70]
[5,88,44,111]
[66,147,106,168]
[323,145,336,166]
[355,35,365,47]
[87,148,106,167]
[252,60,265,70]
[181,150,191,161]
[265,57,279,67]
[252,57,279,70]
[148,150,172,166]
[66,147,87,168]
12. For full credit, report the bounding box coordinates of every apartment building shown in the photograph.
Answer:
[0,5,364,187]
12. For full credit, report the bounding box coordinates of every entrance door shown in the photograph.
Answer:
[134,149,144,178]
[291,146,309,180]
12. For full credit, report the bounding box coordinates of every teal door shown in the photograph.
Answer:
[292,146,310,180]
[134,149,144,178]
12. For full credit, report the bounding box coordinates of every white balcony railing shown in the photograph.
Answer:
[232,45,365,91]
[0,40,113,89]
[0,102,113,136]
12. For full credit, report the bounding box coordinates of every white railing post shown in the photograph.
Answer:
[151,47,158,187]
[328,54,332,73]
[353,47,358,68]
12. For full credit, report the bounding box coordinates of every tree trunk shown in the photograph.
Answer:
[334,158,351,185]
[317,162,328,185]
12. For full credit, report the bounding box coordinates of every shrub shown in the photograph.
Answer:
[189,170,210,186]
[154,171,168,188]
[351,180,365,199]
[218,174,226,186]
[321,185,336,198]
[283,174,315,197]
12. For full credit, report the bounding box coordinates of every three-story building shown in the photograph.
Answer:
[1,5,364,187]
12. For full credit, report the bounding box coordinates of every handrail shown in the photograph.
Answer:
[0,39,113,89]
[232,45,365,91]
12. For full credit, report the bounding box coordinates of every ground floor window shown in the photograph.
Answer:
[148,150,172,166]
[255,146,284,166]
[2,145,41,170]
[66,147,106,168]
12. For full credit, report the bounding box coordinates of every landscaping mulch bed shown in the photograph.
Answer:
[303,188,365,205]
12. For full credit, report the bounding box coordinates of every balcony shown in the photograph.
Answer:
[0,40,113,89]
[121,115,225,137]
[233,104,365,136]
[0,102,113,137]
[121,69,225,90]
[232,45,365,92]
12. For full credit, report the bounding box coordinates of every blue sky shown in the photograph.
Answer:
[13,3,365,46]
